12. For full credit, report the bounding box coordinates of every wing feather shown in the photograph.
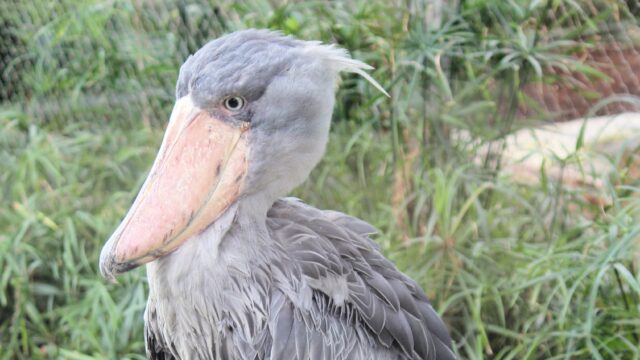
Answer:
[145,197,454,360]
[267,198,455,360]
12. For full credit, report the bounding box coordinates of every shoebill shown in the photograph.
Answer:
[99,29,455,360]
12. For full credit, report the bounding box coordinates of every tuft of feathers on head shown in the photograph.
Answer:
[304,43,390,97]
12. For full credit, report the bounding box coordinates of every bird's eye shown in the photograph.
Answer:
[223,96,245,111]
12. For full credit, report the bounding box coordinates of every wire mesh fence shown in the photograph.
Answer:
[1,0,233,127]
[520,2,640,120]
[2,1,640,129]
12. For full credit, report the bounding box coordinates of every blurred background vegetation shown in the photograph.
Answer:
[1,0,640,358]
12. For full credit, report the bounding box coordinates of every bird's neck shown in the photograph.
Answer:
[144,195,280,359]
[146,193,278,296]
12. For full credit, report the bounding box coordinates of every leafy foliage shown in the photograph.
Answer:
[1,0,639,359]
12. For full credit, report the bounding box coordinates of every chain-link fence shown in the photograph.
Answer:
[2,1,640,128]
[520,1,640,120]
[1,0,235,127]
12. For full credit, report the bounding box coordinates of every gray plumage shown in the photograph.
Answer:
[104,29,455,359]
[145,198,454,360]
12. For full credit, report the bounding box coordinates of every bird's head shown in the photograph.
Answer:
[99,29,386,279]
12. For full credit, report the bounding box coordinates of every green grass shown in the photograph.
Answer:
[1,0,640,359]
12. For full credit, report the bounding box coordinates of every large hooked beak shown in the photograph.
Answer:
[99,96,249,279]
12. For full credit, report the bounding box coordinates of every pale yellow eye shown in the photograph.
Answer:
[223,96,245,111]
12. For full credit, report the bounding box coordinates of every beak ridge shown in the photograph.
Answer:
[99,96,249,277]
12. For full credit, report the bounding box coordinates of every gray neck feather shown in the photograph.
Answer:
[145,196,280,359]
